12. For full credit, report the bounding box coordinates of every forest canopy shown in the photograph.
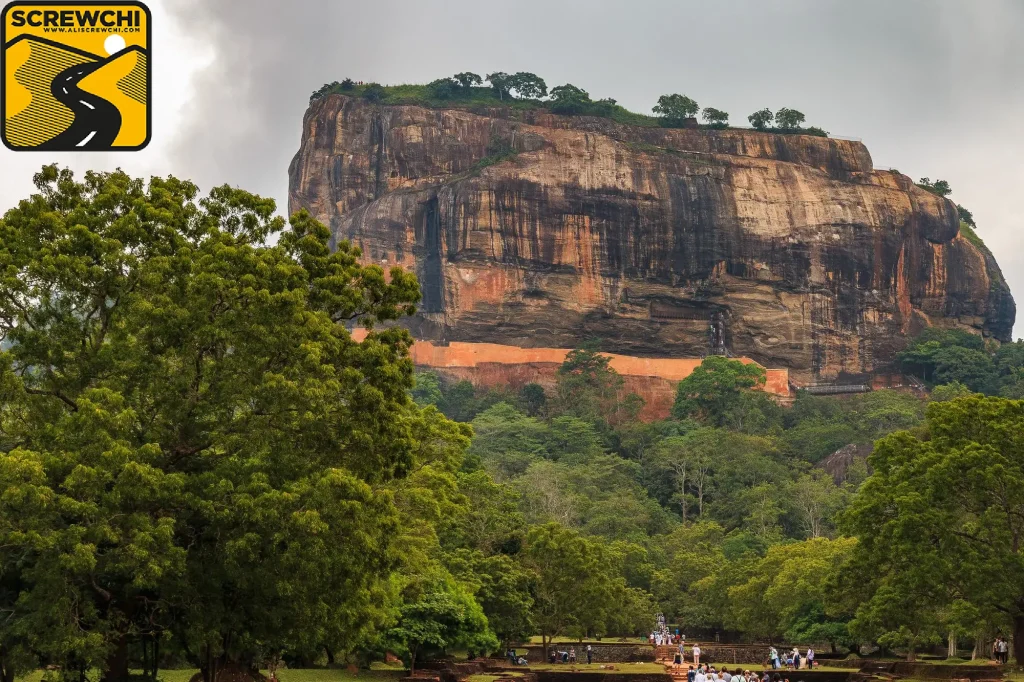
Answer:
[2,168,1023,682]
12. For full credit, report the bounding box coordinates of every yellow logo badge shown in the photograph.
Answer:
[2,1,150,151]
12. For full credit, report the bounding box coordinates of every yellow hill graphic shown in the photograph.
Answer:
[4,38,98,148]
[77,47,147,147]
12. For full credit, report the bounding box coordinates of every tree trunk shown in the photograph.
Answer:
[201,643,221,682]
[1013,615,1024,665]
[948,632,957,659]
[542,633,549,661]
[152,637,160,680]
[409,647,418,676]
[102,633,130,682]
[1,649,15,682]
[906,640,916,662]
[325,646,335,666]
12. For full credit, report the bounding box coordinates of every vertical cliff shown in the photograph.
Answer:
[289,95,1015,381]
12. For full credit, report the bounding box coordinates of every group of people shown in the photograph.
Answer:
[652,630,684,647]
[686,665,802,682]
[993,637,1010,664]
[535,644,594,665]
[669,645,814,672]
[767,647,814,670]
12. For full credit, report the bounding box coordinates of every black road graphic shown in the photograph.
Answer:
[37,61,121,150]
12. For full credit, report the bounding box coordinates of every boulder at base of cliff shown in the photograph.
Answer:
[819,443,872,485]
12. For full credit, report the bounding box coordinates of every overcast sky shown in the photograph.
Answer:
[1,0,1021,337]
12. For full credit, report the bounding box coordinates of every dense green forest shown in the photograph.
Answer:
[1,168,1023,682]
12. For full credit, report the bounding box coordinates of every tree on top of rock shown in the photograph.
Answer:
[508,72,547,99]
[701,107,729,127]
[453,72,482,90]
[652,93,699,127]
[916,177,952,197]
[748,108,773,130]
[548,84,592,114]
[486,72,512,99]
[774,107,806,129]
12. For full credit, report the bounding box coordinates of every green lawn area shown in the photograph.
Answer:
[17,669,405,682]
[526,664,665,673]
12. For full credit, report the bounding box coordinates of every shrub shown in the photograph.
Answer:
[362,83,386,103]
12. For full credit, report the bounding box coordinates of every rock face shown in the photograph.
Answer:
[288,95,1015,381]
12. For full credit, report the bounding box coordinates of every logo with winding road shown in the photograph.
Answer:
[2,1,150,151]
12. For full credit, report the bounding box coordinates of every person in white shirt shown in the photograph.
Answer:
[722,668,733,682]
[695,669,707,682]
[806,648,814,669]
[693,645,701,666]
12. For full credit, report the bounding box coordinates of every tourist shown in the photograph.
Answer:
[769,647,779,669]
[792,648,801,670]
[688,666,696,682]
[693,644,701,667]
[722,667,733,682]
[996,637,1009,664]
[570,648,577,664]
[550,650,557,664]
[651,632,657,646]
[695,667,707,682]
[806,648,814,669]
[587,644,593,665]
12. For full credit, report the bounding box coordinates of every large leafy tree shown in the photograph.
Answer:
[774,107,806,129]
[652,94,699,126]
[843,396,1024,662]
[385,579,497,673]
[552,346,622,424]
[548,84,592,114]
[521,523,618,653]
[507,72,547,99]
[0,167,449,682]
[672,356,767,426]
[728,538,855,648]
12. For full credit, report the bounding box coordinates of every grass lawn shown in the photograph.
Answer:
[525,664,666,674]
[17,668,406,682]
